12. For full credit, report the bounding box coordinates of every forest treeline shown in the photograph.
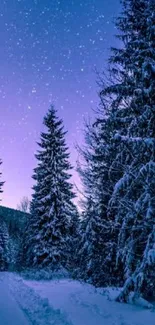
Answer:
[0,0,155,303]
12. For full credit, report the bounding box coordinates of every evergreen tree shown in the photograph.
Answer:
[77,120,117,286]
[78,0,155,299]
[67,203,80,273]
[0,217,9,271]
[25,106,76,270]
[99,0,155,300]
[76,197,95,281]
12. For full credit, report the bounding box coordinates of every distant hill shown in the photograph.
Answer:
[0,206,30,230]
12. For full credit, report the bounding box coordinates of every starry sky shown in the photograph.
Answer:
[0,0,121,209]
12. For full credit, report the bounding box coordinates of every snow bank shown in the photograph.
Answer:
[8,273,73,325]
[99,287,154,309]
[98,286,122,300]
[24,277,155,325]
[1,272,154,325]
[127,292,153,309]
[0,272,29,325]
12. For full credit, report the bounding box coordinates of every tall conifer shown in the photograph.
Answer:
[25,106,76,270]
[100,0,155,300]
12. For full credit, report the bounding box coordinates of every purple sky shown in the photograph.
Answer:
[0,0,120,209]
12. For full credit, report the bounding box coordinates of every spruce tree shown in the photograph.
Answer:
[76,197,95,281]
[67,203,80,273]
[99,0,155,300]
[0,217,9,271]
[78,0,155,298]
[77,119,117,286]
[25,106,76,270]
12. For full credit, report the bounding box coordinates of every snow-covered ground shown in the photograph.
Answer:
[0,273,28,325]
[0,272,154,325]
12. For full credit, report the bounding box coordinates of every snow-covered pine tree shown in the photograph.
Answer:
[0,217,9,271]
[67,203,80,273]
[25,106,76,270]
[77,118,118,286]
[99,0,155,300]
[77,196,109,285]
[76,197,95,281]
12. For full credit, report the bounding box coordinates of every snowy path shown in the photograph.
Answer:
[0,273,29,325]
[0,272,155,325]
[25,278,155,325]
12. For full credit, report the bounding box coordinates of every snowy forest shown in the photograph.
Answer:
[0,0,155,312]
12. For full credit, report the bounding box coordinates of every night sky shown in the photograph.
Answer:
[1,0,120,209]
